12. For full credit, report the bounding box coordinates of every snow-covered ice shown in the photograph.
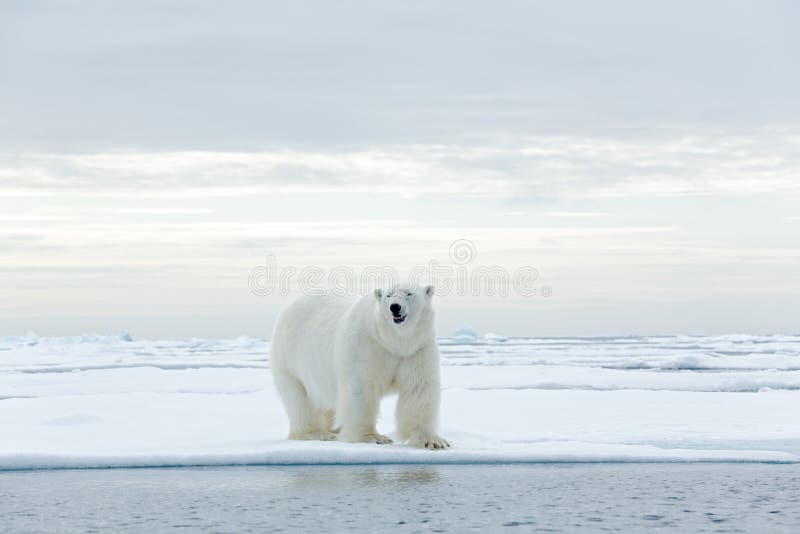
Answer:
[2,332,800,470]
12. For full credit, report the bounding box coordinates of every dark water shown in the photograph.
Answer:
[1,464,799,532]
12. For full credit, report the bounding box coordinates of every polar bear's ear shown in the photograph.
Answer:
[374,288,383,301]
[425,285,435,298]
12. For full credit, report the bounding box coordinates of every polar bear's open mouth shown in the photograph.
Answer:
[392,315,407,324]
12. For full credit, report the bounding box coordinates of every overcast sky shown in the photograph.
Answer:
[1,1,799,338]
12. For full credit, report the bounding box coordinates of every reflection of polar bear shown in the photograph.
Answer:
[270,285,450,449]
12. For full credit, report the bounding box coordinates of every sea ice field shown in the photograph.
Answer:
[2,332,800,470]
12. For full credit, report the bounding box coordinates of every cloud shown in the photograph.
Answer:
[547,212,613,218]
[2,1,798,153]
[2,130,799,200]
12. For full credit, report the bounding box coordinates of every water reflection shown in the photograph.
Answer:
[285,465,442,489]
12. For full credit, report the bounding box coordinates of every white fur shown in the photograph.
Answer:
[270,285,450,449]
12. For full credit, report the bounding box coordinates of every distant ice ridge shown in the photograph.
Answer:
[1,332,800,470]
[0,331,133,346]
[447,328,508,344]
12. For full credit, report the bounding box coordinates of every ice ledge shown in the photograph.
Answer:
[2,441,797,471]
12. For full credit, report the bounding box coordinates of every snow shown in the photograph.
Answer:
[1,333,800,470]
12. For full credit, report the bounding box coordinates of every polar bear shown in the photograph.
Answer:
[270,285,450,449]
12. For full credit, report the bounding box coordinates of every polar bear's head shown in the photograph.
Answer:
[373,285,435,330]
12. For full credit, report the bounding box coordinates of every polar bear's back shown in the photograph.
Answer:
[270,293,356,407]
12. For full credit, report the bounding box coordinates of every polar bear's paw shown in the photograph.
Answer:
[290,431,338,441]
[411,435,451,450]
[364,433,394,445]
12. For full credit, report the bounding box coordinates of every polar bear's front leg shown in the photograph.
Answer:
[336,381,393,445]
[395,349,450,449]
[396,379,450,449]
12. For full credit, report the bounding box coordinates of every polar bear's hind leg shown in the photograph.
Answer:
[274,370,336,441]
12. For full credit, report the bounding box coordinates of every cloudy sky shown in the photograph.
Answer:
[1,1,799,338]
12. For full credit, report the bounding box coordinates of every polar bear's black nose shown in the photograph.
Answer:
[390,303,401,315]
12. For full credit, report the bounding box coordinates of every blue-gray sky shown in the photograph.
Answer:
[1,1,799,338]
